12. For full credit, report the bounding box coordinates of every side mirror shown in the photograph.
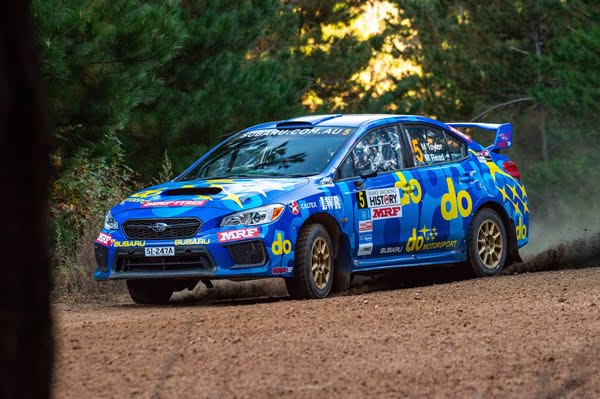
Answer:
[359,169,377,179]
[354,169,377,189]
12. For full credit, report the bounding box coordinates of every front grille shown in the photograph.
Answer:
[115,253,213,273]
[94,244,109,272]
[227,240,267,266]
[122,218,202,240]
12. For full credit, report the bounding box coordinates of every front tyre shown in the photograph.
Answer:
[467,208,507,277]
[126,280,174,305]
[285,224,334,299]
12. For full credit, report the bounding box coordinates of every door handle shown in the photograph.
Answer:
[400,185,416,193]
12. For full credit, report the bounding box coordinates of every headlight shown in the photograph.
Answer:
[104,210,118,230]
[221,204,285,227]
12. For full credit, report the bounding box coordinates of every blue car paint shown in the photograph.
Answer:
[94,114,529,281]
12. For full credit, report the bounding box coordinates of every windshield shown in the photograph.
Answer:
[177,127,355,180]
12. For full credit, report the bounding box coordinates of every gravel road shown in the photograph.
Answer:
[52,266,600,398]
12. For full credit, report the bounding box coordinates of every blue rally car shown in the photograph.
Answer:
[94,114,529,304]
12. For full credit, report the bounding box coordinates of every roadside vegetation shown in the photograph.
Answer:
[35,0,600,298]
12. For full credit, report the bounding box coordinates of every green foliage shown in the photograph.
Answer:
[33,0,188,161]
[50,133,137,297]
[127,0,307,176]
[156,150,174,184]
[531,17,600,119]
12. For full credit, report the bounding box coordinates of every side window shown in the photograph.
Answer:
[405,125,450,166]
[338,125,403,179]
[353,126,403,176]
[444,132,467,161]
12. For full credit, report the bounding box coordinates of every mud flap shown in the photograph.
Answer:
[332,235,352,292]
[506,219,523,266]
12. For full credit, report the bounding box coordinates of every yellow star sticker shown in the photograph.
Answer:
[522,200,529,214]
[497,186,510,202]
[486,161,513,183]
[131,188,164,198]
[507,184,519,200]
[513,201,521,215]
[418,225,430,236]
[220,189,244,208]
[519,184,527,198]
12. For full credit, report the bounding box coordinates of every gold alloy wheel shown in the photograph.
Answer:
[477,220,503,269]
[311,237,331,289]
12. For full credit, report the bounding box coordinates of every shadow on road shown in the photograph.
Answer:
[164,264,472,307]
[121,230,600,308]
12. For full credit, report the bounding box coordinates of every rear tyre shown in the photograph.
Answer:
[285,224,334,299]
[126,280,174,305]
[467,208,507,277]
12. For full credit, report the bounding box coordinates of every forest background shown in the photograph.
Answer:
[35,0,599,296]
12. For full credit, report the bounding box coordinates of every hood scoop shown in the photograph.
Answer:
[163,187,222,196]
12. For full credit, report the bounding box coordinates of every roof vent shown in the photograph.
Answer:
[275,114,343,129]
[275,121,314,129]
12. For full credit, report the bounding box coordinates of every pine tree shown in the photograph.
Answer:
[128,0,307,175]
[33,0,188,162]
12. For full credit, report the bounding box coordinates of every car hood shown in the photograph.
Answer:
[112,177,309,216]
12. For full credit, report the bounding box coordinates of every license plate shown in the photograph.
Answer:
[144,247,175,257]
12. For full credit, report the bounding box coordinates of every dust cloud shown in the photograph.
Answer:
[505,208,600,274]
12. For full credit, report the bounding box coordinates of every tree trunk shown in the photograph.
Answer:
[534,1,550,163]
[0,2,53,398]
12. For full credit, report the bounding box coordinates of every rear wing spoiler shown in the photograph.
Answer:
[447,122,513,152]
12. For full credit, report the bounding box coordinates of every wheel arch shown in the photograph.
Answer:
[474,200,522,266]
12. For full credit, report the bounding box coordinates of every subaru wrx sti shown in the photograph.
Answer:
[94,114,529,304]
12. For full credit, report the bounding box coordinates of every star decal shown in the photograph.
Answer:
[427,227,438,240]
[519,184,527,199]
[485,161,513,183]
[508,184,519,200]
[204,179,296,207]
[497,186,510,202]
[522,201,529,214]
[418,225,430,236]
[220,189,244,208]
[513,201,521,215]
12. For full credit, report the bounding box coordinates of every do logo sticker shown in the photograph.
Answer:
[271,233,292,255]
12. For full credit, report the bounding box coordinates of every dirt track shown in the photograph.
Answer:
[52,267,600,398]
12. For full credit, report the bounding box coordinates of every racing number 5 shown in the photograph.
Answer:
[357,191,367,209]
[412,139,424,163]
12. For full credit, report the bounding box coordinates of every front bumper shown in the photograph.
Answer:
[93,232,290,281]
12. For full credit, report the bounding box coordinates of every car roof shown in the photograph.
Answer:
[243,114,448,131]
